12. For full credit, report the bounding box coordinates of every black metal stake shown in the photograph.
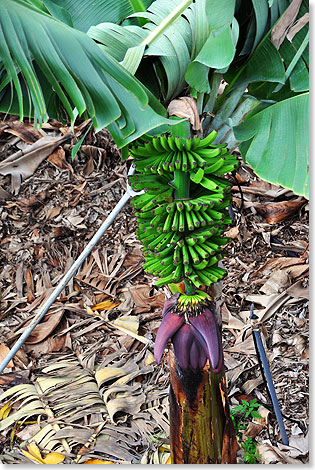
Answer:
[249,304,289,446]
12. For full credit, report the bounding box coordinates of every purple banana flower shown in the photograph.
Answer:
[154,294,223,373]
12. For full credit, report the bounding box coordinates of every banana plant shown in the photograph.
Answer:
[0,0,308,464]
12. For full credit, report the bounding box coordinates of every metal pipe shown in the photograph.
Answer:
[0,167,141,373]
[250,306,289,446]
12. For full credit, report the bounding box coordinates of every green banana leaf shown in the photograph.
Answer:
[88,0,198,101]
[43,0,154,32]
[88,0,237,100]
[0,0,170,147]
[234,93,309,198]
[237,0,289,56]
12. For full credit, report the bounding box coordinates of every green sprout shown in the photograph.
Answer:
[230,399,263,464]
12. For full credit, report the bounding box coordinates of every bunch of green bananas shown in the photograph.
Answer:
[129,131,239,288]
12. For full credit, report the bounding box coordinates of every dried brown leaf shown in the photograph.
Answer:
[244,422,265,438]
[48,145,73,171]
[221,303,245,330]
[271,0,303,49]
[242,376,264,394]
[286,280,309,300]
[129,285,165,313]
[103,383,146,423]
[287,12,309,41]
[225,226,239,239]
[0,134,71,194]
[255,200,306,224]
[16,423,41,441]
[0,371,30,386]
[257,442,303,464]
[225,334,256,355]
[252,256,306,278]
[260,269,290,295]
[26,268,35,303]
[167,96,201,131]
[10,310,65,344]
[24,334,67,356]
[0,344,14,368]
[4,120,43,144]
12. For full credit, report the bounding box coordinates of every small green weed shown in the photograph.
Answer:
[233,398,262,419]
[231,399,262,464]
[243,437,261,464]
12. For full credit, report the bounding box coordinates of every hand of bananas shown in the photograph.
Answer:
[129,131,239,288]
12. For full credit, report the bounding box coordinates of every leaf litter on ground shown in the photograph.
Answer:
[0,117,308,463]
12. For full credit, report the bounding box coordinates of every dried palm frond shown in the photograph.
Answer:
[0,348,170,463]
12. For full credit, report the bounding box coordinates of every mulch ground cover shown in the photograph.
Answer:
[0,117,309,464]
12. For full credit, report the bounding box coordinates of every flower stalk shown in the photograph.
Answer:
[129,131,239,463]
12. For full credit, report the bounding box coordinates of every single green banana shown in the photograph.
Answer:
[173,264,182,282]
[193,259,209,270]
[174,151,182,170]
[194,147,221,159]
[152,135,165,152]
[190,167,204,184]
[176,201,184,212]
[187,245,200,264]
[171,210,179,231]
[190,210,201,228]
[203,157,226,175]
[194,244,210,259]
[167,135,177,151]
[184,263,193,276]
[183,201,194,212]
[186,150,197,169]
[190,135,201,149]
[185,209,194,231]
[196,130,218,148]
[178,211,185,232]
[155,244,174,258]
[159,133,170,151]
[199,177,220,191]
[185,136,192,151]
[174,136,184,151]
[173,244,181,265]
[163,211,174,233]
[181,150,188,171]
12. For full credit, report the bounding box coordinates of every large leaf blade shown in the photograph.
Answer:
[234,93,309,198]
[43,0,154,32]
[205,0,236,30]
[239,38,285,85]
[0,0,170,144]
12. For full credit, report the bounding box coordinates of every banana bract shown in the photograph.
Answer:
[129,131,239,288]
[154,292,223,373]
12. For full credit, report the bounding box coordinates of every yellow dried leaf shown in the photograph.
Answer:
[42,452,66,464]
[84,459,114,464]
[95,367,126,385]
[92,300,121,311]
[21,442,65,464]
[145,352,155,366]
[0,401,12,420]
[165,455,172,464]
[113,315,139,334]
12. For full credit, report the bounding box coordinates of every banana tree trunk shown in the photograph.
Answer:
[169,350,238,464]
